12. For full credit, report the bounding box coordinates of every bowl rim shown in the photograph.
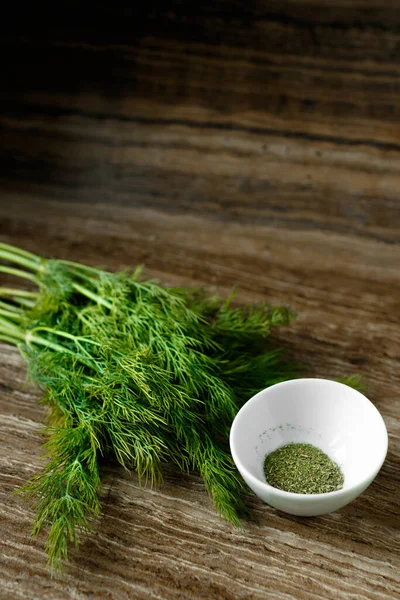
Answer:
[229,377,388,500]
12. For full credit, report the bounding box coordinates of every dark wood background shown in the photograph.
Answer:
[0,2,399,599]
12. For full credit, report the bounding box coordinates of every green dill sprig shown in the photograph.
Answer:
[0,242,298,572]
[21,423,102,572]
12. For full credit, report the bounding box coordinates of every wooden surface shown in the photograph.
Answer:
[1,2,400,599]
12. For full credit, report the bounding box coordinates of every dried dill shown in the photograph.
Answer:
[263,443,344,494]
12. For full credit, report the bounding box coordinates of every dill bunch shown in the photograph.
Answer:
[0,242,298,572]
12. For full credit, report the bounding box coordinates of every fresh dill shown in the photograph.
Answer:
[0,243,299,571]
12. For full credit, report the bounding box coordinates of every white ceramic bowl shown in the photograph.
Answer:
[230,378,388,516]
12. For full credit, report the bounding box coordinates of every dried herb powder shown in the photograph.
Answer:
[263,443,344,494]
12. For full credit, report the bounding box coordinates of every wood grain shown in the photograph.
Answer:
[0,2,399,599]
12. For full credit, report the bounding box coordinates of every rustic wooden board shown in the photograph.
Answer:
[0,2,399,599]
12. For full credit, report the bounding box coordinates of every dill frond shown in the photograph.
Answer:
[0,243,301,572]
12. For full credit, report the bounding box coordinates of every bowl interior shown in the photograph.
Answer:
[231,379,387,491]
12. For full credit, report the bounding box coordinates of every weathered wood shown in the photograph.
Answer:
[0,2,399,598]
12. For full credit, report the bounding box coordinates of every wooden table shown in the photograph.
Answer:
[1,3,399,599]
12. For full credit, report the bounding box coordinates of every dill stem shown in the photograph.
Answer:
[12,297,35,308]
[58,259,105,276]
[0,307,24,322]
[31,327,101,347]
[72,283,112,309]
[0,333,22,346]
[0,265,39,284]
[0,318,26,341]
[0,300,22,313]
[0,287,39,298]
[0,242,41,265]
[0,317,93,362]
[26,333,92,360]
[0,249,41,273]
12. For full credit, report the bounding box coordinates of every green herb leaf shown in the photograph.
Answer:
[1,243,300,571]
